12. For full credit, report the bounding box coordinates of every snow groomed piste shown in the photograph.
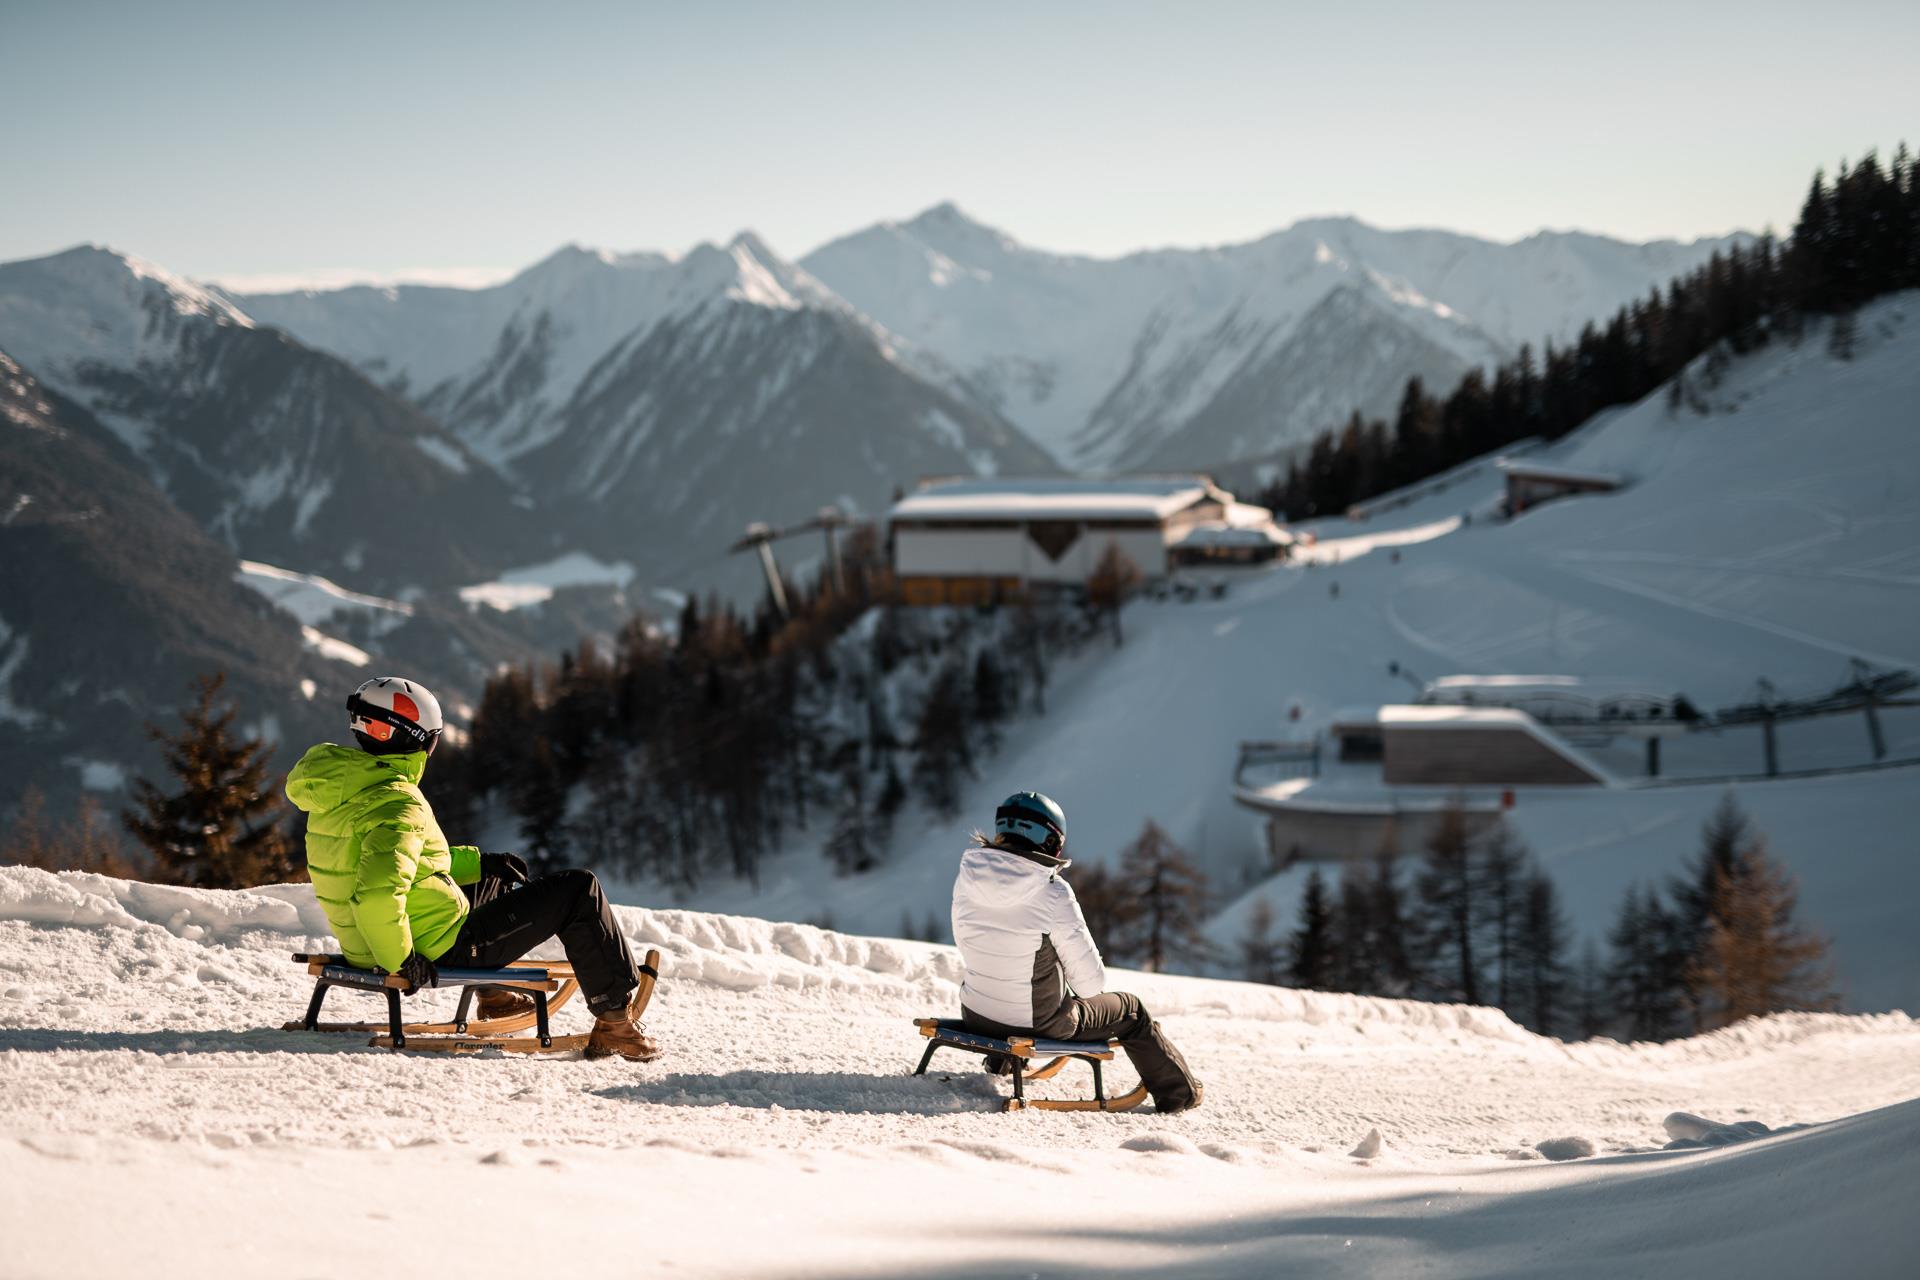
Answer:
[2,865,1918,1277]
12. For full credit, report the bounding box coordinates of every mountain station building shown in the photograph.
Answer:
[889,475,1288,606]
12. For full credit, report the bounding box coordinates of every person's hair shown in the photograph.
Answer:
[972,827,1042,854]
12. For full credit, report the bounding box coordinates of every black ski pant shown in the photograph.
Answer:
[963,992,1200,1110]
[441,869,639,1016]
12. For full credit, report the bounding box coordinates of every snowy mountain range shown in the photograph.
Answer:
[234,206,1744,483]
[801,204,1747,469]
[233,233,1050,567]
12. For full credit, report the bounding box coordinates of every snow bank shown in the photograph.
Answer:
[3,866,1917,1278]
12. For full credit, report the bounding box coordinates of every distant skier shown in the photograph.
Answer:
[285,676,659,1061]
[950,791,1203,1113]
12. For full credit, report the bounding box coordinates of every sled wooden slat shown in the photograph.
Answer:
[368,1032,593,1055]
[1010,1084,1150,1113]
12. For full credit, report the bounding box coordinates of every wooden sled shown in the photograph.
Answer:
[286,949,660,1056]
[912,1017,1150,1113]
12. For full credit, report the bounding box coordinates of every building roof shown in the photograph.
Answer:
[890,476,1225,524]
[1496,460,1624,488]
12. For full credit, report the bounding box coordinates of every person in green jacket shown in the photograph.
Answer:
[286,675,659,1061]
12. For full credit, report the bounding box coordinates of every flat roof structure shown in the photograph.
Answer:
[1495,461,1625,488]
[890,476,1228,524]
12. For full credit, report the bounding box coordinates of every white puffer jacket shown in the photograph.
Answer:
[950,842,1106,1029]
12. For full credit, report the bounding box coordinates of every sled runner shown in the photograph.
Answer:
[284,949,660,1054]
[912,1017,1149,1112]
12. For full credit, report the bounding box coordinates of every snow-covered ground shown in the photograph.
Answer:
[626,296,1920,1013]
[1,867,1916,1278]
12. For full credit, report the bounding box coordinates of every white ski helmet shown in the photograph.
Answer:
[346,676,444,756]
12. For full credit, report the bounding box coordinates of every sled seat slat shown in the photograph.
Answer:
[913,1017,1116,1060]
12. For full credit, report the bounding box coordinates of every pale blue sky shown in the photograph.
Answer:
[2,0,1914,286]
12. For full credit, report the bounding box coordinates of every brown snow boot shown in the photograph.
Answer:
[586,1013,661,1061]
[475,987,537,1022]
[585,986,661,1062]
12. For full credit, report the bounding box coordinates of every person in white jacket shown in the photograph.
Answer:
[950,791,1202,1113]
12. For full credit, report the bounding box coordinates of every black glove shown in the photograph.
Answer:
[395,951,438,991]
[482,852,530,886]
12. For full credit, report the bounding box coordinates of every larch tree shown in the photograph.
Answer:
[1085,542,1144,647]
[1686,840,1838,1029]
[1116,819,1212,973]
[1066,862,1141,965]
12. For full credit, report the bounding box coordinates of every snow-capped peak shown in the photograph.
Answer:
[0,244,256,395]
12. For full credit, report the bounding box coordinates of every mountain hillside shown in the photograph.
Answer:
[236,234,1053,574]
[0,246,541,593]
[0,350,353,811]
[802,204,1747,469]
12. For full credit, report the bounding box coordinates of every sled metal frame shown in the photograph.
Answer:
[912,1017,1149,1113]
[283,949,660,1055]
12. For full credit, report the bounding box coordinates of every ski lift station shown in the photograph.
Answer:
[1498,459,1624,516]
[1234,666,1918,864]
[888,475,1290,606]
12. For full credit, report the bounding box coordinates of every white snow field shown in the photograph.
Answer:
[632,295,1920,1013]
[2,865,1918,1279]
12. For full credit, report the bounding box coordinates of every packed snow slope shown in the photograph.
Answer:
[641,296,1920,1013]
[2,867,1917,1279]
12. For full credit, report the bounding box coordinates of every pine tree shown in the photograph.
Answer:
[876,760,907,830]
[1414,801,1481,1004]
[511,736,571,865]
[1367,849,1417,997]
[972,649,1008,749]
[122,674,300,889]
[1333,863,1380,994]
[1606,884,1686,1041]
[1686,839,1837,1028]
[910,657,974,818]
[1116,819,1211,972]
[1514,872,1571,1035]
[824,741,877,874]
[1573,940,1609,1040]
[1285,868,1337,990]
[1240,898,1282,985]
[1480,824,1527,1011]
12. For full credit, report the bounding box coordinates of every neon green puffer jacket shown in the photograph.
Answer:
[285,743,481,972]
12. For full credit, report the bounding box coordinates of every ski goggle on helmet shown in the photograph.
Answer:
[994,790,1067,857]
[347,676,444,756]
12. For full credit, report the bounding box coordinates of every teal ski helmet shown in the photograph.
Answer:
[995,791,1067,857]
